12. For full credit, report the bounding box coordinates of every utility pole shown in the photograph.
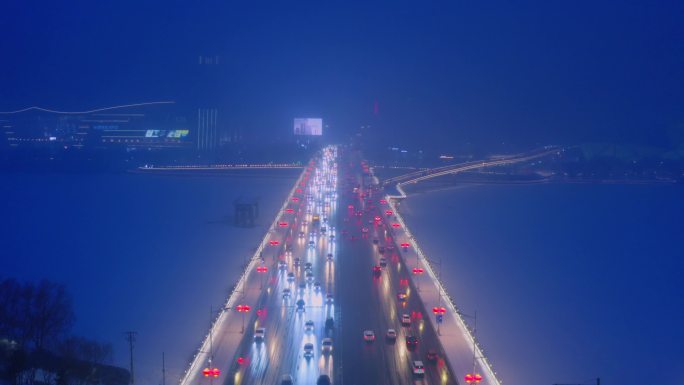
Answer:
[209,306,214,366]
[162,352,166,385]
[125,331,137,385]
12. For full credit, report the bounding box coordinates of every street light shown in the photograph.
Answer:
[256,265,268,289]
[432,306,446,334]
[203,367,220,378]
[412,267,424,291]
[236,305,251,334]
[464,373,482,383]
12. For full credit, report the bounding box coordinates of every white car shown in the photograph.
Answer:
[254,328,265,342]
[305,320,314,331]
[401,314,411,326]
[304,343,314,358]
[386,329,397,340]
[321,338,333,353]
[363,330,376,342]
[412,360,425,376]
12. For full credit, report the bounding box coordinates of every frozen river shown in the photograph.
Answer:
[398,182,684,385]
[0,170,299,385]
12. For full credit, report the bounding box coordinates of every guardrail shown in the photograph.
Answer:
[178,162,310,385]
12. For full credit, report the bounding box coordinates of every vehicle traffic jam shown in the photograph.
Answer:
[225,146,453,385]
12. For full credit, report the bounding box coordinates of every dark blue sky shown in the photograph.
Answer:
[2,0,682,148]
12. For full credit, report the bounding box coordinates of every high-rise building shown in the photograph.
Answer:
[196,108,218,150]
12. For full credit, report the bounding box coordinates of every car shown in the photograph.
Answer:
[363,330,376,342]
[329,234,335,240]
[304,343,314,358]
[411,360,425,375]
[372,238,379,244]
[308,240,315,248]
[401,314,411,326]
[296,299,306,311]
[406,336,419,349]
[278,261,287,270]
[304,262,313,271]
[321,227,327,233]
[298,282,307,291]
[298,231,305,238]
[313,282,321,291]
[372,265,382,276]
[326,253,334,260]
[280,374,294,385]
[397,292,407,302]
[305,320,314,331]
[378,246,385,254]
[321,338,333,353]
[282,288,291,298]
[306,272,315,282]
[325,317,334,330]
[254,327,265,342]
[379,257,387,267]
[386,329,397,341]
[362,227,369,233]
[294,258,301,267]
[426,350,438,362]
[287,272,295,281]
[326,293,334,303]
[316,374,332,385]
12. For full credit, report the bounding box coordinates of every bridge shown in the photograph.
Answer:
[177,146,560,385]
[383,146,561,196]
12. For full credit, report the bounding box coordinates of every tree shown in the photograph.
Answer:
[29,280,75,351]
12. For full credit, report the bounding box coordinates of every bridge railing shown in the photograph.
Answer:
[178,162,310,385]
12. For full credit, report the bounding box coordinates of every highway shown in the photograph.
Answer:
[181,145,491,385]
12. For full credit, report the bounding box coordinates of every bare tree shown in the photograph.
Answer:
[29,279,75,351]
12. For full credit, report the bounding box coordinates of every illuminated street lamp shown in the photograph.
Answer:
[236,305,251,333]
[412,267,424,291]
[202,367,220,378]
[256,265,268,289]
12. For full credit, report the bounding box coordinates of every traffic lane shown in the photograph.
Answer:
[338,216,407,384]
[338,186,413,384]
[356,176,454,385]
[229,166,335,385]
[377,229,456,385]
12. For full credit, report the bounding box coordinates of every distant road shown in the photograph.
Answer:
[137,164,304,172]
[385,146,562,198]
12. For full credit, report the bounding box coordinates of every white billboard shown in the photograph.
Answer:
[294,118,323,136]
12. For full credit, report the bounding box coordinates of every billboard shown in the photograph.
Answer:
[294,118,322,136]
[145,129,189,138]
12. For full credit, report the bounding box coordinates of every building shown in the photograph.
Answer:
[0,102,191,151]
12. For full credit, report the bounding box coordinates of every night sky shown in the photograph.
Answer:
[2,1,682,149]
